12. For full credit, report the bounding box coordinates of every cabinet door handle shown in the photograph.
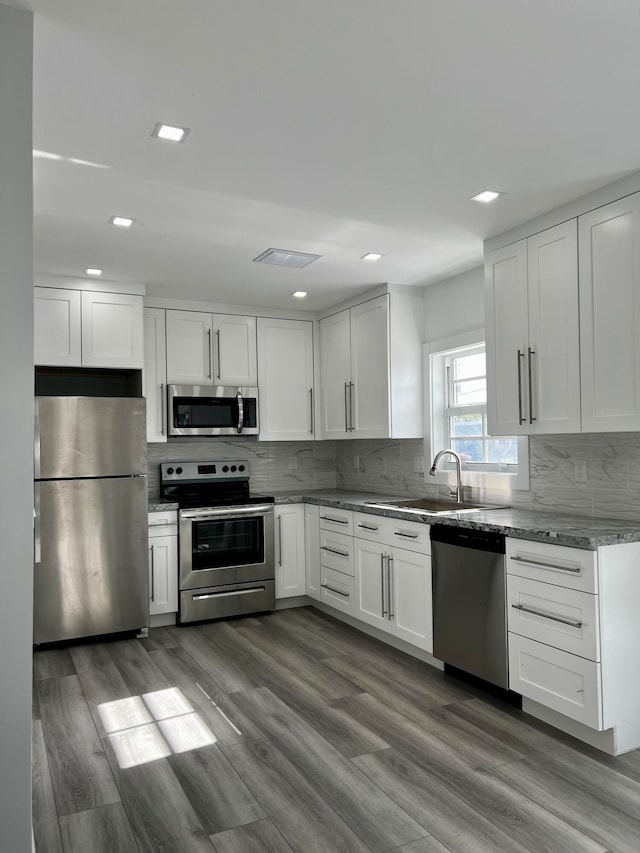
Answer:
[160,382,165,435]
[528,347,536,424]
[207,329,213,379]
[509,555,581,574]
[320,515,348,525]
[511,603,582,629]
[149,545,155,602]
[309,388,314,434]
[321,584,350,598]
[277,515,283,566]
[320,545,350,558]
[349,381,355,432]
[387,555,394,619]
[216,329,221,380]
[517,349,525,425]
[394,531,419,539]
[344,382,350,432]
[358,523,379,531]
[381,553,387,616]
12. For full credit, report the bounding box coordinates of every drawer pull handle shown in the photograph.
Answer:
[320,516,349,525]
[320,545,350,558]
[511,603,583,629]
[510,555,581,574]
[321,584,350,598]
[358,523,379,531]
[194,587,265,601]
[395,531,419,539]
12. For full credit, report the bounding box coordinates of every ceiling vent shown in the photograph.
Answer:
[253,248,321,269]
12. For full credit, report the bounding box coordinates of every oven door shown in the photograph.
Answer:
[179,504,274,590]
[168,385,259,436]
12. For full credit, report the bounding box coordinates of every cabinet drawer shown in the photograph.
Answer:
[508,575,600,661]
[506,538,597,593]
[509,633,602,729]
[319,508,353,535]
[385,517,430,554]
[320,567,355,615]
[354,511,386,543]
[320,530,354,576]
[148,511,178,539]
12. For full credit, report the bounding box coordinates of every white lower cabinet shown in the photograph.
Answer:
[353,512,432,652]
[148,512,178,616]
[320,566,355,615]
[275,504,306,599]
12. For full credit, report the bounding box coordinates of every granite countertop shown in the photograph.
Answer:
[148,500,179,513]
[271,489,640,549]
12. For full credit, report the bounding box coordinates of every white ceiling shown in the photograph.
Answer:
[31,0,640,312]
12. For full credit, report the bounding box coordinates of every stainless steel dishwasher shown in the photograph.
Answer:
[431,525,508,689]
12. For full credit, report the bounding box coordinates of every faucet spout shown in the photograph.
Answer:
[429,448,464,503]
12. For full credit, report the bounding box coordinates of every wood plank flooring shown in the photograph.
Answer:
[33,606,640,853]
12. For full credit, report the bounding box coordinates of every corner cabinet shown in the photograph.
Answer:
[143,307,167,443]
[485,220,580,435]
[274,504,306,599]
[579,192,640,431]
[35,287,144,369]
[257,318,315,440]
[166,310,257,387]
[319,291,423,440]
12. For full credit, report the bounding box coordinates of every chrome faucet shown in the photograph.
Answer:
[429,449,464,503]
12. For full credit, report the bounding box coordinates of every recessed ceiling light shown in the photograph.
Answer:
[110,215,134,228]
[361,252,383,261]
[470,189,503,203]
[151,122,190,143]
[292,291,308,299]
[253,248,321,269]
[85,268,102,276]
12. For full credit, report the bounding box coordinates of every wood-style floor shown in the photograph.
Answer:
[32,606,640,853]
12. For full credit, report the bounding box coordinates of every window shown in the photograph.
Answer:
[425,331,529,490]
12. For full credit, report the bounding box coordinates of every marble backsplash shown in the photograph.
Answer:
[147,438,337,500]
[148,433,640,522]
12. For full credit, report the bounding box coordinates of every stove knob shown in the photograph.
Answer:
[239,464,245,472]
[222,465,229,473]
[230,465,237,472]
[166,467,174,475]
[176,467,183,475]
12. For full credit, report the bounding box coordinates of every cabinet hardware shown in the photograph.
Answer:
[150,545,155,602]
[344,382,350,432]
[381,553,387,616]
[511,603,583,629]
[358,523,379,531]
[207,329,213,379]
[528,347,536,424]
[320,515,348,524]
[320,545,350,558]
[394,531,419,539]
[387,555,394,619]
[349,381,355,431]
[517,349,525,425]
[277,515,283,566]
[160,382,165,435]
[194,587,265,601]
[309,388,314,434]
[215,329,221,380]
[321,584,349,598]
[510,555,581,574]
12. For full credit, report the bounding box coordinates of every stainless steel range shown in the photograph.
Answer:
[160,461,275,624]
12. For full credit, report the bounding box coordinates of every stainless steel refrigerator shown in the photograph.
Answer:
[34,396,148,644]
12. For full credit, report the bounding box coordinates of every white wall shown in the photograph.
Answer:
[0,4,34,850]
[423,266,484,342]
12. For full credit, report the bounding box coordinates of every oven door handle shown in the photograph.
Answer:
[237,391,244,434]
[180,504,274,521]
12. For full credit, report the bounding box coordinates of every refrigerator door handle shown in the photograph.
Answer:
[34,398,41,479]
[34,483,41,564]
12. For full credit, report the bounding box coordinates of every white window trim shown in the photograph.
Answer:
[423,330,530,491]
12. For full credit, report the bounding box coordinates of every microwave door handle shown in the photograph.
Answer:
[236,391,244,434]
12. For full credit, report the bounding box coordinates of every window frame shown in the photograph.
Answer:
[423,329,529,491]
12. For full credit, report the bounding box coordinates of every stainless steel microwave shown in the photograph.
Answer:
[167,385,259,437]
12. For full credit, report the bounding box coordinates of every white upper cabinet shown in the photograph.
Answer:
[34,287,82,366]
[34,287,144,369]
[166,310,257,387]
[485,220,580,435]
[319,292,423,440]
[579,193,640,432]
[143,307,167,443]
[257,318,314,441]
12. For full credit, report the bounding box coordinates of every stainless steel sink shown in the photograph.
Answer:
[363,497,505,515]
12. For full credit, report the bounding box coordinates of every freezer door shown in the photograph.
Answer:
[33,476,148,643]
[36,396,146,478]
